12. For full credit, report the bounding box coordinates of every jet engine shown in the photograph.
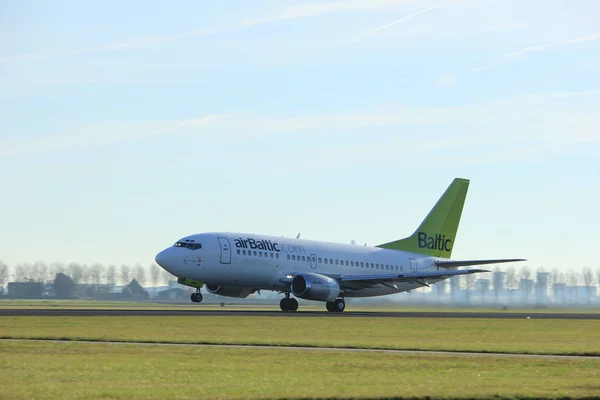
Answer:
[290,273,340,302]
[205,284,254,298]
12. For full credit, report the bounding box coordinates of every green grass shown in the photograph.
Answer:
[1,316,599,356]
[1,341,599,400]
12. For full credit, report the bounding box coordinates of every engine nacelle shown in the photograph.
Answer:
[205,284,254,298]
[290,273,340,302]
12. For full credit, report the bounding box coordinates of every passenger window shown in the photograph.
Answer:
[237,249,240,255]
[318,258,322,263]
[302,256,306,262]
[276,254,279,259]
[361,262,364,268]
[324,259,328,264]
[329,259,333,264]
[335,260,339,265]
[350,261,354,267]
[287,255,290,260]
[253,251,257,256]
[270,253,274,258]
[395,266,398,271]
[292,255,296,261]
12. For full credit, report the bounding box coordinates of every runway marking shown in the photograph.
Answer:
[2,338,599,360]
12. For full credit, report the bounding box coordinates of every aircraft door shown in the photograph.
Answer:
[217,237,231,264]
[409,258,417,273]
[309,254,317,269]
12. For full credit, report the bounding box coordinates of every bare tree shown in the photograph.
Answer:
[106,265,116,285]
[505,267,517,290]
[68,263,84,284]
[568,270,579,286]
[149,263,160,288]
[518,266,531,281]
[160,268,174,286]
[551,268,560,286]
[31,261,48,282]
[49,262,65,281]
[581,267,595,303]
[90,263,103,287]
[120,265,131,285]
[582,267,595,286]
[0,261,9,292]
[80,264,91,285]
[14,263,34,281]
[597,267,600,290]
[134,264,147,287]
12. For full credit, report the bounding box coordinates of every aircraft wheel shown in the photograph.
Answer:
[334,298,345,312]
[190,293,197,303]
[195,293,203,303]
[325,301,335,312]
[280,298,288,312]
[289,298,298,312]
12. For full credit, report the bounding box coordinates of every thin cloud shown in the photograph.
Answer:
[3,90,598,158]
[0,28,219,64]
[243,0,411,27]
[355,5,440,41]
[0,113,232,157]
[473,33,600,72]
[1,1,408,64]
[434,75,457,85]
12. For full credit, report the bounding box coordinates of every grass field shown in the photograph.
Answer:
[1,340,599,400]
[1,316,599,356]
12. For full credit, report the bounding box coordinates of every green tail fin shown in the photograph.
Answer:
[376,178,470,258]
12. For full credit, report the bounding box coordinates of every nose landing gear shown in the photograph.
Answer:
[191,291,203,303]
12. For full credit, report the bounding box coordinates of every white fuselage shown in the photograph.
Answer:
[155,232,446,298]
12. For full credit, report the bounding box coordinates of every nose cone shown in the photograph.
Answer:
[155,249,169,268]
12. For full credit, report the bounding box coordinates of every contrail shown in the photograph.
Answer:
[356,5,440,41]
[473,32,600,72]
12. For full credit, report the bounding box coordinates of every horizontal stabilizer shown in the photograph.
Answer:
[436,258,526,268]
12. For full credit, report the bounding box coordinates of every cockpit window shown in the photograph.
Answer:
[174,241,202,250]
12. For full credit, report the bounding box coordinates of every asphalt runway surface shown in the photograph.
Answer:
[1,308,599,319]
[3,338,598,360]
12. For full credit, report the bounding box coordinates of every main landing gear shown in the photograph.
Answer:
[325,298,345,312]
[280,293,299,312]
[191,290,203,303]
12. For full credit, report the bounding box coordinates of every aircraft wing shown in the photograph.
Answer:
[339,268,490,283]
[435,258,525,268]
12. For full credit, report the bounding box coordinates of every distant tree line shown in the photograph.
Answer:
[0,261,175,289]
[0,261,598,292]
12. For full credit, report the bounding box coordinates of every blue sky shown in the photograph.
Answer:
[1,0,599,271]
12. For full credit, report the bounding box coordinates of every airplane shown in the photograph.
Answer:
[154,178,525,312]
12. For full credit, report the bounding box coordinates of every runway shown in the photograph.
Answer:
[1,308,599,319]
